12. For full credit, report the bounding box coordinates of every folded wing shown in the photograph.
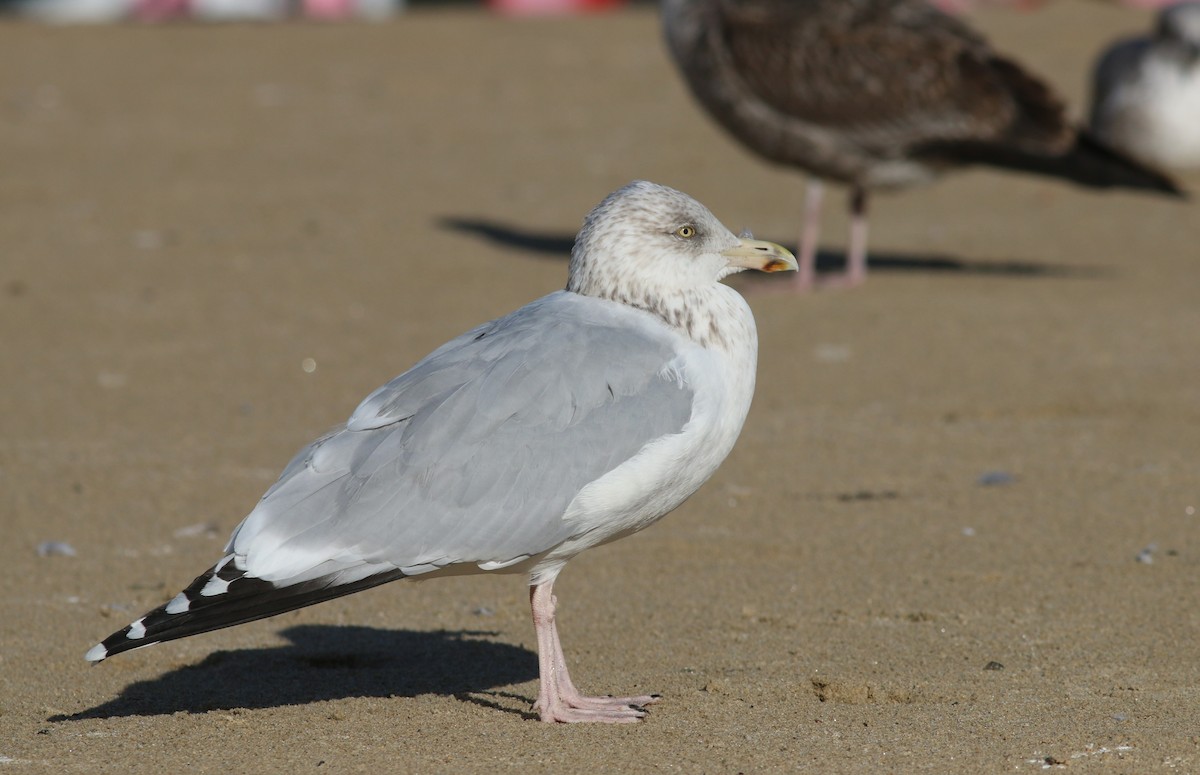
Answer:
[231,291,697,584]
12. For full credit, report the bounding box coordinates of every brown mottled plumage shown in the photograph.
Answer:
[662,0,1184,289]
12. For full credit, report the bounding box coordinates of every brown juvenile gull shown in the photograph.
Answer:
[84,181,796,724]
[1090,1,1200,171]
[662,0,1185,290]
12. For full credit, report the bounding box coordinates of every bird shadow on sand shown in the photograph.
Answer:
[439,215,1108,280]
[53,625,539,722]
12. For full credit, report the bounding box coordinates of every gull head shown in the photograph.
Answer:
[1159,2,1200,54]
[567,181,795,305]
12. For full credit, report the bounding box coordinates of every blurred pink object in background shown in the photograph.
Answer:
[133,0,188,20]
[488,0,623,16]
[304,0,354,18]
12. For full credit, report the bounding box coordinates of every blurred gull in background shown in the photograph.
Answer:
[1091,1,1200,171]
[662,0,1184,290]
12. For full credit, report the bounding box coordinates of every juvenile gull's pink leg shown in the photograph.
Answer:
[820,186,869,289]
[791,178,824,291]
[772,177,825,293]
[530,582,659,723]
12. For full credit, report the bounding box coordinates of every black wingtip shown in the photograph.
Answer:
[87,561,409,661]
[925,131,1188,198]
[1068,131,1186,198]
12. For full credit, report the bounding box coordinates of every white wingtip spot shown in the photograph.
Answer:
[127,618,147,640]
[201,575,231,597]
[165,593,191,614]
[85,643,108,662]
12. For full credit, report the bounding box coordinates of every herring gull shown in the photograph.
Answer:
[662,0,1184,290]
[1090,1,1200,171]
[85,181,797,724]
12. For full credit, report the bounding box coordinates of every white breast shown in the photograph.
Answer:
[1096,53,1200,170]
[533,285,758,583]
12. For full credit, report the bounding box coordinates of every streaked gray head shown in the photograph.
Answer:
[1159,2,1200,47]
[565,181,795,347]
[568,181,743,302]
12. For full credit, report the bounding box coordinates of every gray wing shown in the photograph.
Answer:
[228,291,696,582]
[711,0,1072,158]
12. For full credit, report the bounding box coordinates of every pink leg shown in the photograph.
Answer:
[799,178,824,282]
[788,178,823,292]
[530,581,659,723]
[819,186,869,289]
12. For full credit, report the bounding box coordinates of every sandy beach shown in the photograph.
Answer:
[2,3,1199,771]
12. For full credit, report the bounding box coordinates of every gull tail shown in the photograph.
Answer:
[85,555,407,662]
[936,131,1186,198]
[1024,131,1184,196]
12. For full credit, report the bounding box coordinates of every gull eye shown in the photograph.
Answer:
[674,225,697,239]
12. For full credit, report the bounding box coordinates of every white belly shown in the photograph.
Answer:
[1097,57,1200,170]
[532,287,758,583]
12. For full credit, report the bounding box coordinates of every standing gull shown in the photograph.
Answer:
[85,181,796,724]
[662,0,1184,290]
[1091,1,1200,171]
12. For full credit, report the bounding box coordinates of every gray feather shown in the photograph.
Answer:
[230,291,696,580]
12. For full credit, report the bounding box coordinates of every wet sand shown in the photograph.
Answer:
[2,3,1199,771]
